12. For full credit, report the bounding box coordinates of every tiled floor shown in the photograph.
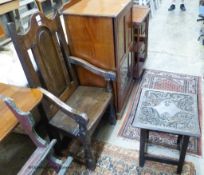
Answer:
[0,0,204,174]
[95,0,204,174]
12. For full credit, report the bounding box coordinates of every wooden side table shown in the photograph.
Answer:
[133,88,200,174]
[132,5,150,78]
[0,83,42,141]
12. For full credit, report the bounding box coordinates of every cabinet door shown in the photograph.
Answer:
[118,51,133,110]
[116,4,133,112]
[125,8,133,53]
[65,15,115,87]
[116,6,133,65]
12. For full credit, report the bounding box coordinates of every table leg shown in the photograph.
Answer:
[177,136,190,174]
[145,130,149,152]
[177,135,183,150]
[139,129,147,167]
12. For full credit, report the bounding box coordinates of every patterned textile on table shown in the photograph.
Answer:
[118,69,202,155]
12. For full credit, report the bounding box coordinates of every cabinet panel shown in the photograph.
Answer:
[118,51,133,110]
[117,5,133,65]
[125,8,132,51]
[117,15,125,63]
[115,4,134,112]
[65,15,115,70]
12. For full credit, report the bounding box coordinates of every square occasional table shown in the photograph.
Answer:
[132,88,200,174]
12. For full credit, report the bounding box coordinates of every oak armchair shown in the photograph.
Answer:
[8,12,116,170]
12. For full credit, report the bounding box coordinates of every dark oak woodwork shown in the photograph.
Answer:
[139,129,190,174]
[4,97,73,175]
[0,83,42,141]
[63,0,134,116]
[8,12,116,170]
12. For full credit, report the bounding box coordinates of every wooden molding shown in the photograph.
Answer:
[0,0,19,15]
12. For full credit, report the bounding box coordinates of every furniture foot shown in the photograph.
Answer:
[81,136,96,170]
[177,135,183,150]
[145,130,149,152]
[139,129,147,167]
[108,100,116,125]
[177,136,190,174]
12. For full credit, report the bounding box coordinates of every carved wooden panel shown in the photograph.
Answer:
[33,27,70,96]
[133,89,200,137]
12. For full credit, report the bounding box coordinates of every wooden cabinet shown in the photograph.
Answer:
[63,0,134,116]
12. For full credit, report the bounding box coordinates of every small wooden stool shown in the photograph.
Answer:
[133,88,200,174]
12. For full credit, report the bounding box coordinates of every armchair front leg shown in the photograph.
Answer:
[78,124,96,170]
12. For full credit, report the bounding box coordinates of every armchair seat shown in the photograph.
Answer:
[50,86,112,135]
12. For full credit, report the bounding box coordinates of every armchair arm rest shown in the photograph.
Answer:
[38,87,88,126]
[69,56,116,81]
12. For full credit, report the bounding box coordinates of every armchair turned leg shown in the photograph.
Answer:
[80,136,96,170]
[47,125,63,156]
[108,100,116,125]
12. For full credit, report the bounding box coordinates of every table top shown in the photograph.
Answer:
[132,5,150,25]
[63,0,131,17]
[0,0,19,15]
[132,88,200,137]
[0,83,43,141]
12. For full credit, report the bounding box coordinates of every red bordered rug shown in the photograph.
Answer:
[118,69,202,155]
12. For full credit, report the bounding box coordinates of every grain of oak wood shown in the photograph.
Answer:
[0,83,42,141]
[132,5,150,25]
[63,0,134,115]
[63,0,131,17]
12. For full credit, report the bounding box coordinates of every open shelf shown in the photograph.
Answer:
[132,5,150,79]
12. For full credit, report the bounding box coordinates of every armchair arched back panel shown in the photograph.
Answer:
[8,13,78,118]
